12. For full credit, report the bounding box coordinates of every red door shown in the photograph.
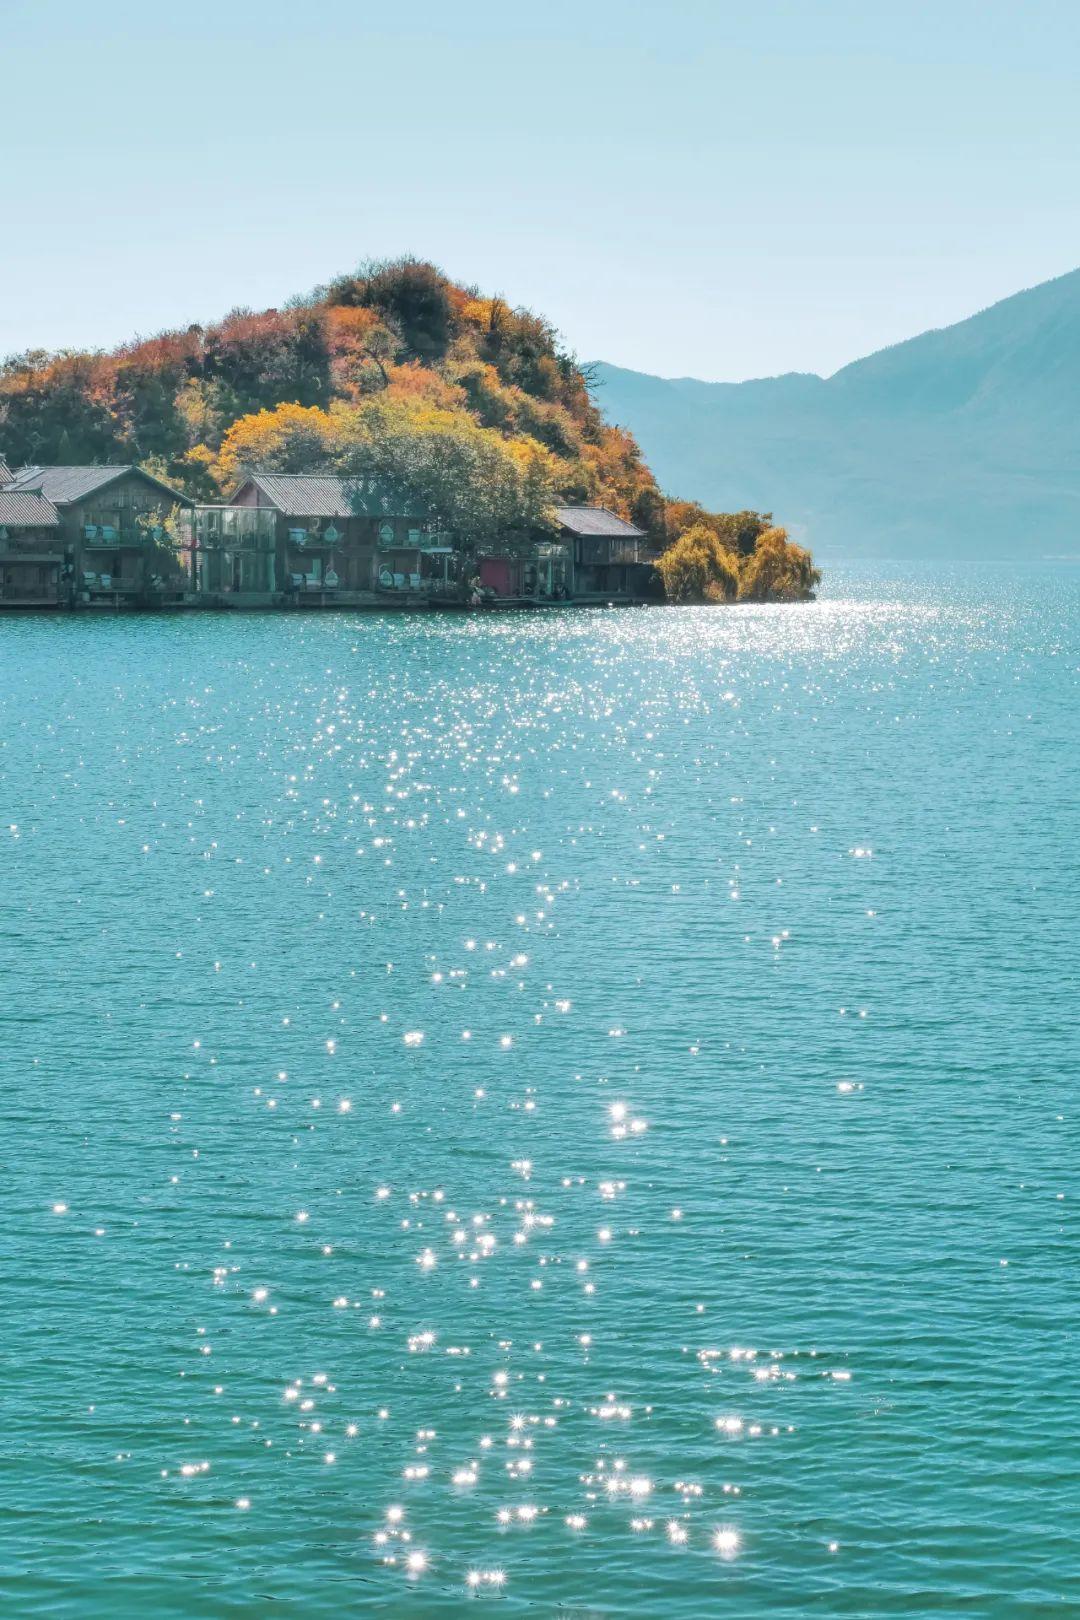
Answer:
[479,557,512,596]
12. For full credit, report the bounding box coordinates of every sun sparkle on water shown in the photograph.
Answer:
[7,574,1079,1613]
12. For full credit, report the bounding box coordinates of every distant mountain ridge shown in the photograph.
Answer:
[592,268,1080,557]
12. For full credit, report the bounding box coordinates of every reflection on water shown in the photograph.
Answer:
[2,563,1078,1615]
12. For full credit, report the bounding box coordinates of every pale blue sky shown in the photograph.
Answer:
[3,0,1080,380]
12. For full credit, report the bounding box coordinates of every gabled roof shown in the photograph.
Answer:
[0,458,13,486]
[233,471,431,520]
[554,505,646,538]
[0,490,61,528]
[5,464,190,505]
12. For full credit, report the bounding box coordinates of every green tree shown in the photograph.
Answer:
[135,502,191,601]
[335,398,557,547]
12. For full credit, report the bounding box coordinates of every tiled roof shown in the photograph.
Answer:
[236,472,431,520]
[7,465,131,501]
[0,491,61,527]
[554,505,646,538]
[5,464,189,504]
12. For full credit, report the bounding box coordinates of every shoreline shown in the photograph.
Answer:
[0,592,816,616]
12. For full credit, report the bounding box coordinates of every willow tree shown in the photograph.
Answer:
[656,523,740,603]
[738,527,820,601]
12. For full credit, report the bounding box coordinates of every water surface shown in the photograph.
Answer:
[2,563,1077,1616]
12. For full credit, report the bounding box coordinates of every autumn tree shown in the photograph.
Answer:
[0,351,120,464]
[208,395,557,548]
[213,403,338,488]
[326,258,455,363]
[660,502,772,555]
[656,524,740,603]
[737,527,820,601]
[201,308,332,418]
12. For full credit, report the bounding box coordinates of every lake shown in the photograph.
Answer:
[3,562,1077,1616]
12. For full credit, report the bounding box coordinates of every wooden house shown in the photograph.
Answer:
[2,464,192,606]
[0,489,66,606]
[474,508,653,604]
[554,506,654,598]
[228,472,439,602]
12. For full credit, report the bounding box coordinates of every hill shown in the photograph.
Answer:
[0,259,662,529]
[592,269,1080,558]
[0,258,818,600]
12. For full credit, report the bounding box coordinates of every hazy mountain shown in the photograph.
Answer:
[592,269,1080,557]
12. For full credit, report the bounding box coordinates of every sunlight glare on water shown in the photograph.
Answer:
[2,562,1077,1616]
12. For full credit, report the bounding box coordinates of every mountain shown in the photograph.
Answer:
[592,269,1080,558]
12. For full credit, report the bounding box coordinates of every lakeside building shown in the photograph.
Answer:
[209,472,446,606]
[0,457,660,610]
[190,502,279,601]
[475,540,571,601]
[0,487,65,606]
[552,506,651,599]
[470,509,655,603]
[0,463,193,607]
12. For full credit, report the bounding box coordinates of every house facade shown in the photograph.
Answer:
[472,508,655,604]
[476,540,572,602]
[553,506,655,598]
[0,460,661,611]
[1,464,193,606]
[189,503,279,601]
[223,472,442,603]
[0,489,66,606]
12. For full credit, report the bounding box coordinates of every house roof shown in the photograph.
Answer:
[554,505,646,539]
[5,464,190,505]
[0,490,61,528]
[0,458,12,486]
[235,471,431,520]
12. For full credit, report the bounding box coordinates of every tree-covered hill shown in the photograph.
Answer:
[0,260,664,527]
[0,258,818,597]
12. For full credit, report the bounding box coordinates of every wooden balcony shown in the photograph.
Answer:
[82,532,146,548]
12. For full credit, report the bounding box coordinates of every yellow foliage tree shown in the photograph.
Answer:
[737,527,820,601]
[385,362,467,411]
[214,403,336,489]
[656,524,740,603]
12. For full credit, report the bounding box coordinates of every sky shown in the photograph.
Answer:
[3,0,1080,381]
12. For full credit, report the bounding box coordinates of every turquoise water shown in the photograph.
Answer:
[2,564,1077,1617]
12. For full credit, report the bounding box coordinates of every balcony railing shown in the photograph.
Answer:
[83,527,153,547]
